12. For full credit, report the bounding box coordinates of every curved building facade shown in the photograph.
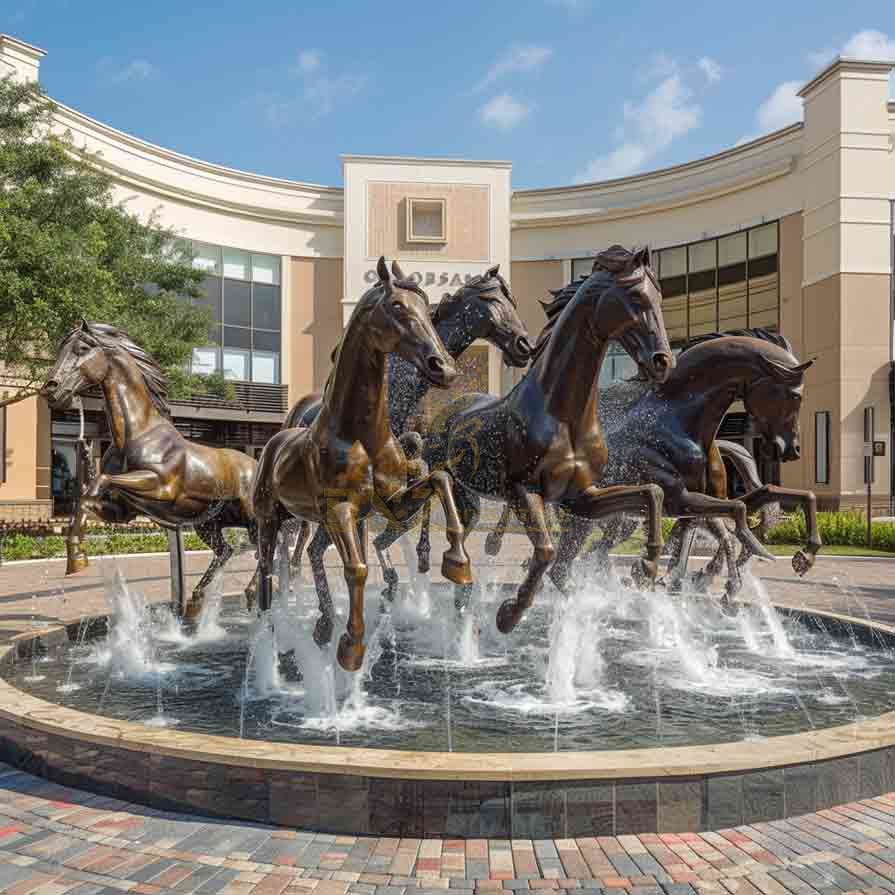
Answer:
[0,34,893,518]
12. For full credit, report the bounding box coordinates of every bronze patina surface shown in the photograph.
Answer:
[40,322,257,617]
[251,257,473,672]
[420,245,675,633]
[283,264,533,605]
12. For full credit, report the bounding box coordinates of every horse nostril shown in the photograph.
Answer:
[652,353,670,374]
[427,355,446,376]
[516,336,533,357]
[41,379,58,395]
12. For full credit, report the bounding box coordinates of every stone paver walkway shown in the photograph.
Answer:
[1,547,895,892]
[4,760,895,894]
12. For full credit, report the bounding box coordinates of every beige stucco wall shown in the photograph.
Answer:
[0,395,42,501]
[288,257,344,398]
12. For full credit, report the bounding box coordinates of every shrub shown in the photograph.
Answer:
[766,510,895,551]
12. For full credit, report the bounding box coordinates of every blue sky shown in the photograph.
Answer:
[7,1,895,188]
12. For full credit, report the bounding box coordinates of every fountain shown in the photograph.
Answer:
[2,253,893,837]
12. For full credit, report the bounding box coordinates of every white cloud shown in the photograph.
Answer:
[474,44,552,92]
[841,29,895,61]
[295,49,321,74]
[756,80,803,132]
[638,52,678,84]
[97,58,158,84]
[698,57,723,85]
[265,52,366,123]
[479,93,531,131]
[575,74,701,182]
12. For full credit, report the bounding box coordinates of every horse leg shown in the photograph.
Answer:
[290,521,310,577]
[740,485,820,576]
[416,500,431,573]
[243,521,259,612]
[690,524,730,593]
[308,525,335,647]
[256,515,280,614]
[485,503,511,557]
[186,520,232,620]
[666,520,697,593]
[495,487,553,634]
[700,516,740,610]
[373,522,404,602]
[325,502,367,672]
[561,484,665,590]
[453,488,481,615]
[378,470,472,588]
[548,513,593,592]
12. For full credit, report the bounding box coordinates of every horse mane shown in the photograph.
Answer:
[530,244,651,363]
[432,266,517,325]
[70,322,170,417]
[682,327,794,356]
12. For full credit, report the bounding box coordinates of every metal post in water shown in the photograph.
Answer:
[168,528,186,617]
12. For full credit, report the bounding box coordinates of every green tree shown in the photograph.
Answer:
[0,75,219,400]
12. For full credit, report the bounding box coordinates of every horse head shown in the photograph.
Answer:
[590,245,674,383]
[370,257,457,388]
[746,345,813,462]
[41,320,112,408]
[433,264,532,367]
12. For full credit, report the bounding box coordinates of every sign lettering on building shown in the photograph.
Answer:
[364,269,478,288]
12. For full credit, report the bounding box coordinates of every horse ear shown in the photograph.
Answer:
[376,256,390,284]
[759,355,811,384]
[485,264,500,278]
[638,246,651,268]
[80,318,91,333]
[391,259,406,280]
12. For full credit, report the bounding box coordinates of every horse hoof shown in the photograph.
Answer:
[442,553,472,586]
[313,615,334,647]
[721,592,739,617]
[484,533,502,557]
[417,551,430,574]
[183,597,204,621]
[65,552,89,575]
[496,599,521,635]
[791,550,812,577]
[630,559,657,591]
[244,591,256,613]
[337,634,365,672]
[665,578,682,595]
[383,567,399,587]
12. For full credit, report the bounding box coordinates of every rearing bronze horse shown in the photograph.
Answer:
[40,322,257,616]
[422,245,674,633]
[251,257,473,672]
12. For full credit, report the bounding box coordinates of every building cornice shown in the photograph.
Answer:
[0,34,45,61]
[798,56,895,98]
[342,154,512,170]
[52,102,345,227]
[512,126,801,228]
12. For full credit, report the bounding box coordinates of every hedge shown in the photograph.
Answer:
[766,510,895,551]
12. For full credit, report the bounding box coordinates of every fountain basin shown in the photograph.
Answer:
[2,589,895,836]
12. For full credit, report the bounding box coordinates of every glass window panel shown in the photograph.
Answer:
[222,348,250,381]
[749,223,778,258]
[223,247,250,280]
[748,251,778,324]
[252,329,280,352]
[662,294,687,344]
[251,253,280,285]
[191,346,219,375]
[718,277,747,332]
[660,274,686,299]
[194,275,222,322]
[252,284,281,331]
[718,232,747,266]
[224,280,251,327]
[191,242,221,275]
[749,309,778,329]
[252,350,280,384]
[224,325,252,349]
[659,246,686,278]
[688,267,717,337]
[572,258,593,280]
[688,239,716,272]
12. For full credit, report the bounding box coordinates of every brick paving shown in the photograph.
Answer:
[1,761,895,893]
[1,546,895,891]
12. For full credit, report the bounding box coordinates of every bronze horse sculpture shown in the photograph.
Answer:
[251,257,473,672]
[40,322,257,617]
[420,245,675,633]
[541,330,819,601]
[283,264,533,601]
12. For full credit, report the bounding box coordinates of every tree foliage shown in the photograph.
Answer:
[0,75,215,399]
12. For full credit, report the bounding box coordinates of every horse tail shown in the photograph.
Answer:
[716,439,763,492]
